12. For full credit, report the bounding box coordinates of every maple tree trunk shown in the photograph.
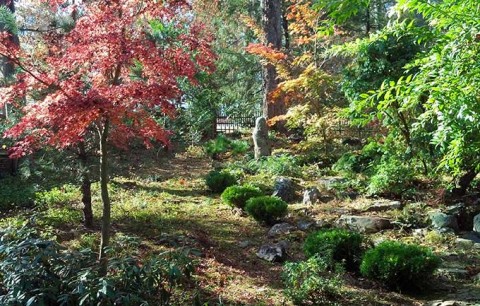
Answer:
[98,120,111,276]
[78,142,93,229]
[261,0,286,126]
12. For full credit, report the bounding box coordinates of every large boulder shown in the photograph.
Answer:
[445,203,480,231]
[302,187,321,205]
[272,177,295,202]
[429,211,459,232]
[252,117,271,159]
[256,241,288,262]
[336,215,393,233]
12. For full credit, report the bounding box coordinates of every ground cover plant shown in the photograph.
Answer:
[0,221,194,306]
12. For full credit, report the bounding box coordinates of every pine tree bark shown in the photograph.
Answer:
[261,0,285,125]
[98,120,111,276]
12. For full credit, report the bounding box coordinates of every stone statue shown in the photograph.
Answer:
[253,117,271,159]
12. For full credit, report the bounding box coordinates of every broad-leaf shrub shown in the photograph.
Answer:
[0,176,36,210]
[205,170,237,193]
[221,185,263,209]
[0,223,194,305]
[333,141,384,175]
[367,155,415,196]
[360,241,441,291]
[245,196,288,225]
[304,229,364,271]
[283,255,345,306]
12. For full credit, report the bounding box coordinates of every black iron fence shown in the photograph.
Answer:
[215,112,263,134]
[331,120,381,141]
[214,113,380,141]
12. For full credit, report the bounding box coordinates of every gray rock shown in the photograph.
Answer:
[253,117,271,159]
[431,301,463,306]
[256,241,288,262]
[317,177,346,190]
[473,213,480,234]
[337,191,359,200]
[455,238,474,249]
[446,203,473,231]
[429,211,459,232]
[437,268,470,280]
[238,240,251,248]
[413,228,428,238]
[297,220,314,231]
[364,199,402,212]
[232,207,247,217]
[268,222,296,237]
[473,273,480,283]
[446,203,466,215]
[444,202,480,231]
[462,231,480,243]
[302,187,321,205]
[272,177,295,202]
[336,215,393,233]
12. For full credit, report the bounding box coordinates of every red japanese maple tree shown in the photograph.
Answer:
[0,0,215,272]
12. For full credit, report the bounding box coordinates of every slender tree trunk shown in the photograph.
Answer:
[282,8,289,50]
[261,0,285,125]
[0,0,18,117]
[365,3,371,35]
[78,142,93,228]
[98,119,111,276]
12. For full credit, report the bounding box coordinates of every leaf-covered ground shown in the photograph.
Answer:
[2,147,480,305]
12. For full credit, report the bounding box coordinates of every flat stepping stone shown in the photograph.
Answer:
[363,199,402,212]
[336,215,393,233]
[267,223,296,237]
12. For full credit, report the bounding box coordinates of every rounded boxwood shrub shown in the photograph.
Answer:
[360,241,441,291]
[221,185,263,209]
[245,196,288,225]
[304,229,364,271]
[205,170,237,193]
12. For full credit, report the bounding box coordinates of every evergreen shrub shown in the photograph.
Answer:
[304,228,364,271]
[205,170,237,193]
[221,185,262,209]
[360,241,441,291]
[245,196,288,225]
